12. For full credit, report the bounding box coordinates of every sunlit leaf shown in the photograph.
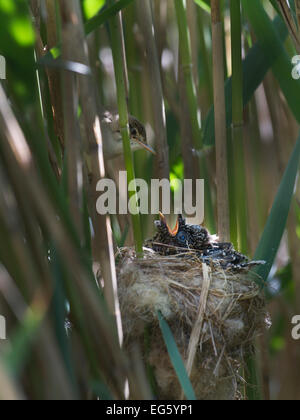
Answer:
[9,17,35,47]
[194,0,211,13]
[85,0,135,34]
[50,46,61,60]
[0,0,16,14]
[83,0,105,19]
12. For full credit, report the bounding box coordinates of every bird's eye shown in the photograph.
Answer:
[177,231,187,245]
[131,128,138,136]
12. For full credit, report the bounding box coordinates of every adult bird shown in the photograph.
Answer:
[101,111,156,160]
[96,111,155,246]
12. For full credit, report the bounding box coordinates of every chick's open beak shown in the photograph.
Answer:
[159,212,179,236]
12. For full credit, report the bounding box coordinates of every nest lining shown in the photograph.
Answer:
[116,247,267,400]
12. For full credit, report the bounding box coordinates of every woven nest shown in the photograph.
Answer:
[116,247,267,400]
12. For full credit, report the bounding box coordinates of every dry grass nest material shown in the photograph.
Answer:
[116,247,268,400]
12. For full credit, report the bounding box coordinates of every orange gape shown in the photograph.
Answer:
[158,212,179,236]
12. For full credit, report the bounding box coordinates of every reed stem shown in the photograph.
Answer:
[58,0,124,346]
[175,0,215,231]
[108,0,143,256]
[137,0,170,182]
[230,0,248,254]
[174,0,201,149]
[211,0,230,241]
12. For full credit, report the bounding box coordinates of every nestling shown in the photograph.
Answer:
[149,213,265,271]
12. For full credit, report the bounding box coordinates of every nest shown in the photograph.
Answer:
[116,247,267,400]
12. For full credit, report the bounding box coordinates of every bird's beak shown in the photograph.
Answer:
[136,138,156,155]
[159,212,179,236]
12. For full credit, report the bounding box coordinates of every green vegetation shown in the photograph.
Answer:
[0,0,299,400]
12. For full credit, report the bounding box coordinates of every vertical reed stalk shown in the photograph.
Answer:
[227,131,238,248]
[277,0,300,53]
[60,14,83,237]
[186,0,200,92]
[230,0,248,253]
[243,108,260,256]
[196,7,213,109]
[108,0,143,256]
[296,0,300,28]
[211,0,230,241]
[45,0,65,150]
[178,65,196,182]
[0,84,133,398]
[174,0,201,149]
[231,4,256,396]
[175,0,215,231]
[29,1,61,180]
[123,5,142,119]
[0,86,77,399]
[176,0,200,193]
[137,0,170,182]
[58,1,123,345]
